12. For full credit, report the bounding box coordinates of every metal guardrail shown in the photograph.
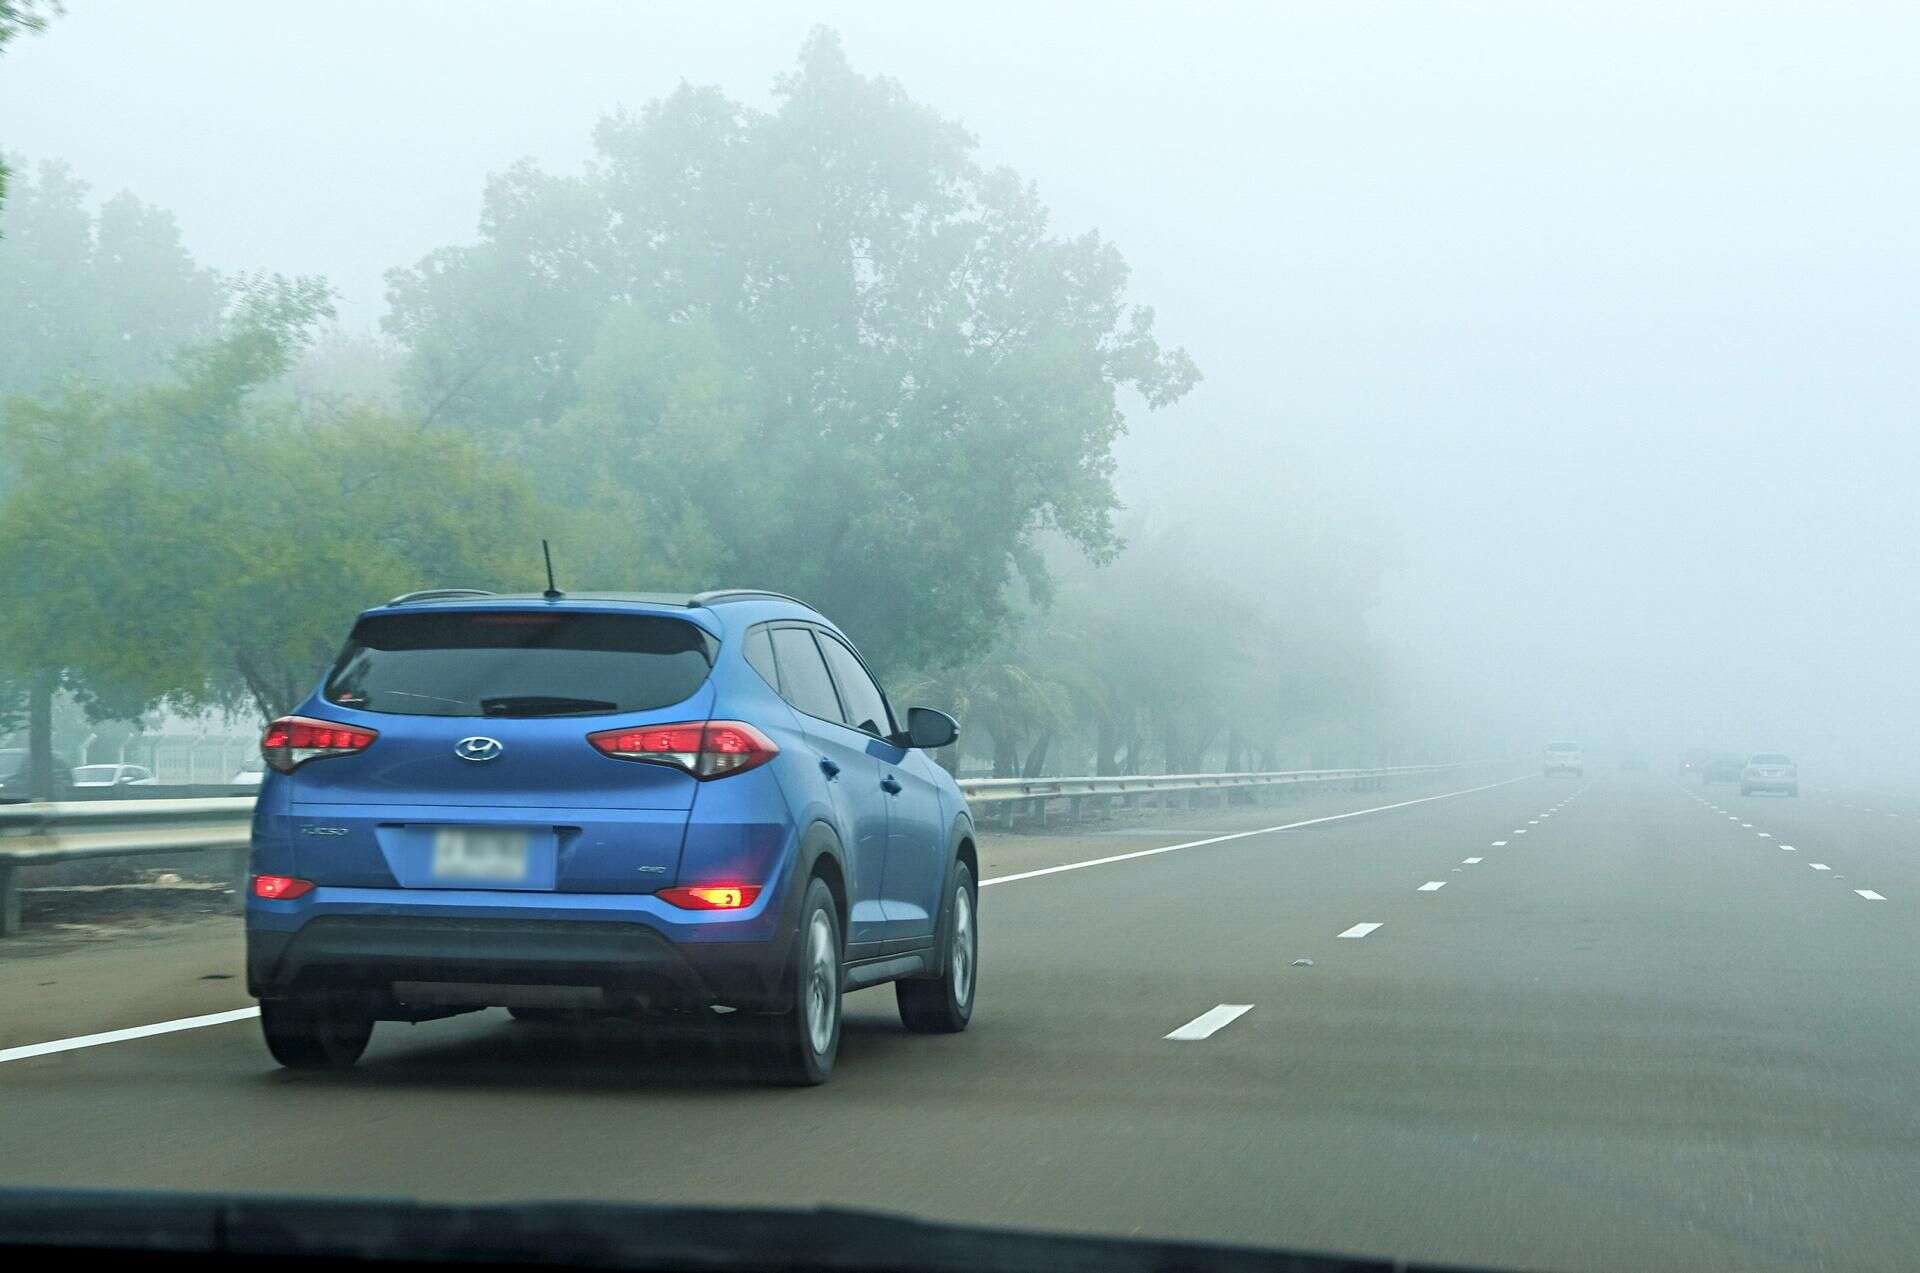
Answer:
[957,762,1481,805]
[0,764,1496,935]
[0,798,254,935]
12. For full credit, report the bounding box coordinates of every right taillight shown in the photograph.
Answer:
[587,720,778,779]
[261,715,378,774]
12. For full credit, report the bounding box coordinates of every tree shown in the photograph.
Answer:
[0,3,59,217]
[385,28,1197,675]
[0,160,225,404]
[0,274,548,796]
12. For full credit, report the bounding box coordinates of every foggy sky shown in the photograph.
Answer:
[5,2,1917,778]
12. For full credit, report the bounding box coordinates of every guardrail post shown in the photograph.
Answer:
[0,863,19,937]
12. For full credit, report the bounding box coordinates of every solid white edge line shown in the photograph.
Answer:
[0,1006,260,1065]
[10,773,1533,1067]
[979,774,1531,888]
[1337,922,1383,939]
[1166,1003,1253,1040]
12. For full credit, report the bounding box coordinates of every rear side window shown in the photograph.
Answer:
[817,633,893,737]
[743,627,780,689]
[769,628,844,723]
[324,611,716,717]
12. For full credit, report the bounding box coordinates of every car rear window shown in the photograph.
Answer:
[323,611,717,718]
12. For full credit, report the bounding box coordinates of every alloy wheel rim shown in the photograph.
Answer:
[951,885,974,1005]
[804,910,837,1056]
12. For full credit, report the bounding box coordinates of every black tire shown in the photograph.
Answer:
[259,992,375,1070]
[761,877,843,1086]
[898,859,977,1034]
[508,1006,571,1023]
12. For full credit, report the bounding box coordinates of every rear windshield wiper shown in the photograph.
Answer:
[480,695,618,717]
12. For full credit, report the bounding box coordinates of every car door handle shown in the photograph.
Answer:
[880,774,902,794]
[819,758,840,780]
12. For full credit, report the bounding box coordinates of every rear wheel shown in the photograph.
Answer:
[898,860,977,1034]
[260,992,375,1070]
[761,877,842,1086]
[1741,784,1752,796]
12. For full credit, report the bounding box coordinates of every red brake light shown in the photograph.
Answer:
[656,884,762,910]
[251,874,314,900]
[587,720,778,779]
[261,715,378,774]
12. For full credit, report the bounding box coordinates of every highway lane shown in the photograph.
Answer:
[2,774,1918,1271]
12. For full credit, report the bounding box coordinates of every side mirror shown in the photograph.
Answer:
[904,706,959,750]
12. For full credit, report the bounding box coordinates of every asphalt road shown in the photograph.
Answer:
[2,772,1917,1271]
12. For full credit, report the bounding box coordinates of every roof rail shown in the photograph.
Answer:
[385,588,498,607]
[686,589,811,609]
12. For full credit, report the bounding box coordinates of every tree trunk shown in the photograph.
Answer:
[1095,720,1119,776]
[991,732,1018,779]
[26,669,56,799]
[1021,730,1053,779]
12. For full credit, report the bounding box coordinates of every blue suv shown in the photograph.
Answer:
[245,588,975,1084]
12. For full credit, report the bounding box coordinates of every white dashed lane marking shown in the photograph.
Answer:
[1856,889,1887,901]
[1781,845,1796,851]
[1492,840,1508,846]
[1337,922,1383,939]
[1462,857,1483,864]
[1811,863,1831,872]
[1417,881,1448,892]
[1166,1004,1253,1041]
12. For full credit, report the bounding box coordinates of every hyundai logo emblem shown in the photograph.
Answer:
[455,736,504,763]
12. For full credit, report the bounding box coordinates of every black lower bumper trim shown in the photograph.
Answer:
[248,916,788,1011]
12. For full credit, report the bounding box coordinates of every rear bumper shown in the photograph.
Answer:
[246,865,803,1012]
[1742,779,1797,792]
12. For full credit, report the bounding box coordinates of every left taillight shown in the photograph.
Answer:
[586,719,778,779]
[261,715,378,774]
[251,874,314,900]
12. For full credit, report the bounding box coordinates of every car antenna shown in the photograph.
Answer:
[541,539,563,600]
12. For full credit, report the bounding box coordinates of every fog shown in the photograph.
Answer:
[4,1,1918,782]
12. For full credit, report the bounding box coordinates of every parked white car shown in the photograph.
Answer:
[70,763,157,788]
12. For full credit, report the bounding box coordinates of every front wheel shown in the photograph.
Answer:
[260,992,375,1070]
[898,860,977,1034]
[761,877,843,1086]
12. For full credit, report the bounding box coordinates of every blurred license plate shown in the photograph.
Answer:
[431,828,530,881]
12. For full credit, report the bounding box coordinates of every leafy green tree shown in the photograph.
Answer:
[385,28,1197,674]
